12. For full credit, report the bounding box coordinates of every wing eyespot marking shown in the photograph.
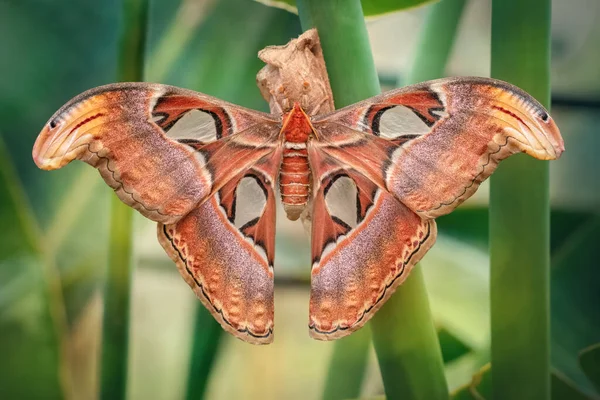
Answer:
[152,93,234,142]
[406,105,446,128]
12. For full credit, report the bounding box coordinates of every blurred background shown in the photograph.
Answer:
[0,0,598,399]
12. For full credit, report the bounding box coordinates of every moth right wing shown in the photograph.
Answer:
[32,82,281,224]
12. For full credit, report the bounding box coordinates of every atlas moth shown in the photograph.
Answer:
[32,29,564,344]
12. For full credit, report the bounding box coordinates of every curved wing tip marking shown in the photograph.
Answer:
[158,223,274,345]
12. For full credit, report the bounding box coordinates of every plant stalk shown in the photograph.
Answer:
[184,307,223,400]
[100,1,148,399]
[298,1,449,399]
[406,0,467,85]
[372,268,448,399]
[322,327,371,400]
[297,1,377,398]
[490,0,552,398]
[297,0,380,108]
[372,0,470,396]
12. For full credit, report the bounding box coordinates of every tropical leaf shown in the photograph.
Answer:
[254,0,436,17]
[579,343,600,393]
[450,364,593,400]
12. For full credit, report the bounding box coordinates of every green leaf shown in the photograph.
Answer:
[438,327,472,364]
[579,343,600,393]
[255,0,436,17]
[551,216,600,394]
[551,370,595,400]
[0,0,118,328]
[450,364,593,400]
[0,1,119,221]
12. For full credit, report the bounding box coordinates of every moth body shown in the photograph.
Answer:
[279,103,314,221]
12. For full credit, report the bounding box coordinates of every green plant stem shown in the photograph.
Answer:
[490,0,552,398]
[373,0,469,396]
[372,268,448,399]
[406,0,467,85]
[184,307,223,400]
[298,1,448,399]
[102,198,135,400]
[297,0,380,108]
[297,2,377,398]
[322,327,371,400]
[118,0,148,83]
[100,1,148,399]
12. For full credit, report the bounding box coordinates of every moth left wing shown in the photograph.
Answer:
[32,82,280,224]
[312,76,564,219]
[307,146,436,339]
[157,148,282,344]
[32,83,283,344]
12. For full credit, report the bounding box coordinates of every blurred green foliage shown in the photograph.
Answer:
[580,344,600,393]
[0,137,65,398]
